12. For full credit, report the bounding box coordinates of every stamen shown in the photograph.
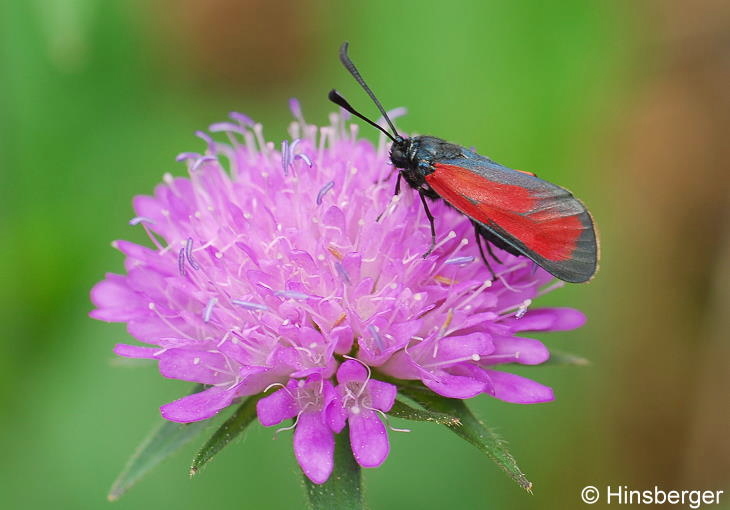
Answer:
[342,355,373,398]
[498,299,533,318]
[457,279,493,309]
[274,407,306,436]
[178,248,186,276]
[516,299,532,319]
[480,352,521,363]
[281,140,289,175]
[128,216,155,226]
[423,353,481,369]
[334,262,351,284]
[434,275,457,285]
[229,111,254,127]
[367,324,384,352]
[441,308,454,332]
[209,122,247,135]
[264,382,290,396]
[332,313,347,327]
[536,280,565,298]
[366,405,411,433]
[317,180,335,205]
[231,299,269,311]
[275,290,310,300]
[327,245,344,260]
[203,298,217,323]
[185,238,200,270]
[294,153,313,167]
[175,152,200,162]
[445,256,474,265]
[195,130,215,151]
[191,155,217,172]
[289,98,303,120]
[289,138,300,156]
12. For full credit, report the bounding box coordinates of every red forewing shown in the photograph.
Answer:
[425,162,597,283]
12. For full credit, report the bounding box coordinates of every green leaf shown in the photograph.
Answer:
[543,349,590,366]
[304,427,363,510]
[398,383,533,492]
[190,394,262,476]
[388,398,461,426]
[108,385,212,501]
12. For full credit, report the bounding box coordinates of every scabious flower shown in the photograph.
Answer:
[90,101,586,483]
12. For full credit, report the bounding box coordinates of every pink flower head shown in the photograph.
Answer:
[90,103,586,483]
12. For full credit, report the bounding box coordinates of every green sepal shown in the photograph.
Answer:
[304,427,363,510]
[397,382,533,492]
[189,394,262,476]
[387,398,461,426]
[108,384,213,501]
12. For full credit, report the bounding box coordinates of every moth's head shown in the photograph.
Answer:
[389,136,413,169]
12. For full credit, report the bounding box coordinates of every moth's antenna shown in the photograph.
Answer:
[333,42,400,139]
[328,89,396,142]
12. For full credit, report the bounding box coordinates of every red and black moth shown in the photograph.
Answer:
[329,43,598,283]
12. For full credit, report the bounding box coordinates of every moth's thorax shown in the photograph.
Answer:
[390,136,465,170]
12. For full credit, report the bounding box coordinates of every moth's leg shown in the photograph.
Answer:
[420,191,437,257]
[376,173,403,223]
[473,222,497,281]
[484,238,503,264]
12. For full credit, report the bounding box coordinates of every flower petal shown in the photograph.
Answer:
[510,308,586,332]
[367,380,396,412]
[113,343,158,359]
[157,348,231,384]
[160,385,236,423]
[336,359,367,384]
[293,412,335,484]
[422,371,488,399]
[485,370,554,403]
[488,336,550,365]
[256,385,298,426]
[348,409,389,468]
[325,399,347,433]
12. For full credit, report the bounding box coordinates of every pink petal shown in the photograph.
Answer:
[348,410,389,468]
[511,308,586,332]
[89,275,147,322]
[157,349,231,384]
[160,385,236,423]
[331,325,354,355]
[485,370,554,403]
[325,400,347,433]
[423,371,487,399]
[256,385,297,426]
[113,343,158,359]
[490,336,549,365]
[433,332,493,361]
[293,413,335,484]
[336,359,367,384]
[367,380,396,412]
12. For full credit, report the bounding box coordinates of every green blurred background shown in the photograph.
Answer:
[1,0,728,508]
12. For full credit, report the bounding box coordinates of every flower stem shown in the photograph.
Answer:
[304,427,363,510]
